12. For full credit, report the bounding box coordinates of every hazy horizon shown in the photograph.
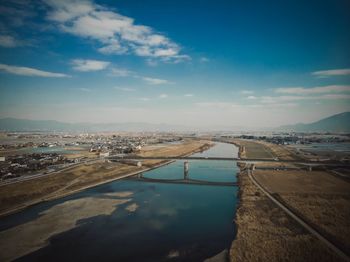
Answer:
[1,0,350,127]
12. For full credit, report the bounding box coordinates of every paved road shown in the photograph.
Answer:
[247,168,350,261]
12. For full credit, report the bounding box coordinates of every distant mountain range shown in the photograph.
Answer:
[0,112,349,132]
[278,112,350,133]
[0,118,191,132]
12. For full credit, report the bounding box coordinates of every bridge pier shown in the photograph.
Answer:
[184,161,189,179]
[137,173,143,179]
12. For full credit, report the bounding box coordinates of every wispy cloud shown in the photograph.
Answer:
[200,57,209,62]
[106,65,170,85]
[240,90,254,95]
[109,67,133,77]
[0,35,19,47]
[260,94,350,104]
[114,86,135,92]
[78,87,91,92]
[159,94,168,98]
[184,94,194,97]
[142,77,171,85]
[195,101,297,110]
[139,97,150,101]
[44,0,189,63]
[0,63,70,77]
[275,85,350,95]
[195,102,239,109]
[246,96,257,100]
[312,68,350,78]
[71,59,110,72]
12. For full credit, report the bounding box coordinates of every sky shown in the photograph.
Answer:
[0,0,349,128]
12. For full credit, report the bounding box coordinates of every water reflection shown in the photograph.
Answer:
[0,142,239,262]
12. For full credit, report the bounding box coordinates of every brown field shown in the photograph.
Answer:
[137,139,213,157]
[0,161,140,214]
[230,171,341,262]
[232,139,275,159]
[0,139,210,216]
[231,139,299,160]
[253,170,350,254]
[255,140,298,160]
[64,151,98,159]
[252,161,300,169]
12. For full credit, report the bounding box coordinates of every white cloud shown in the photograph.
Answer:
[312,68,350,78]
[0,63,70,77]
[71,59,110,72]
[97,39,127,54]
[142,77,170,85]
[240,90,254,95]
[159,94,168,99]
[184,94,194,97]
[114,86,135,92]
[44,0,188,63]
[0,35,18,47]
[275,85,350,95]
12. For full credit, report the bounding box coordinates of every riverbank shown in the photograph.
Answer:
[0,141,235,262]
[230,139,349,261]
[0,140,212,217]
[230,168,340,261]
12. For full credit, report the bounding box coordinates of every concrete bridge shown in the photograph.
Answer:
[127,161,237,187]
[108,155,350,167]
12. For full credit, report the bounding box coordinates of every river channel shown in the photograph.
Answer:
[0,142,239,262]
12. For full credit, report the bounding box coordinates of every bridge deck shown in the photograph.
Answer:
[108,156,350,167]
[127,176,238,187]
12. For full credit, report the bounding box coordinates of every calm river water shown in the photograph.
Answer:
[0,142,239,262]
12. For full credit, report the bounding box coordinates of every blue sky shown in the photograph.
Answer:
[0,0,349,127]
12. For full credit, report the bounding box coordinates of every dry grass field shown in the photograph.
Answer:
[253,170,350,255]
[0,161,140,213]
[232,139,276,159]
[230,171,341,262]
[137,139,213,157]
[231,139,299,160]
[255,140,298,160]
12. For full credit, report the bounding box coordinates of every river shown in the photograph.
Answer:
[0,142,239,262]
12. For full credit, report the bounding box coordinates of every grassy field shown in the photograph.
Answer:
[0,139,211,216]
[253,170,350,255]
[230,171,341,262]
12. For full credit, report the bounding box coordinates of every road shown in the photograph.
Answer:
[0,158,102,187]
[247,168,350,261]
[3,155,348,187]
